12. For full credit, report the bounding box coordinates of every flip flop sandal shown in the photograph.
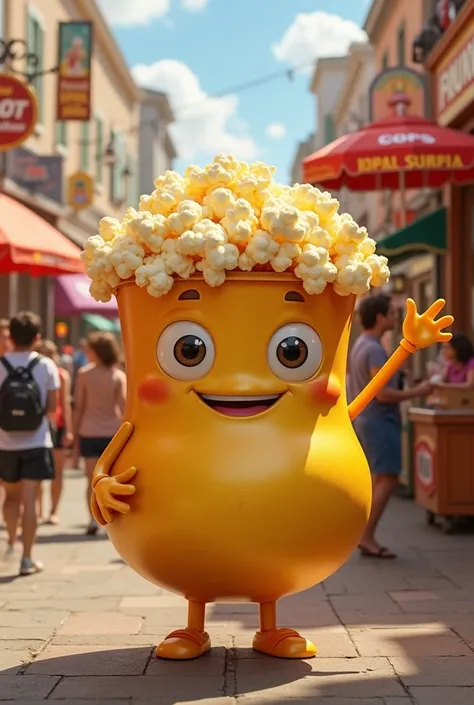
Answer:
[358,545,397,559]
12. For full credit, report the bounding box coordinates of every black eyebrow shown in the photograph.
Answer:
[178,289,200,300]
[285,291,305,302]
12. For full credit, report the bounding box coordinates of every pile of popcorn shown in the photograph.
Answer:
[82,154,390,302]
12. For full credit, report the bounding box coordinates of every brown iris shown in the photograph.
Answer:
[173,335,207,367]
[276,336,308,369]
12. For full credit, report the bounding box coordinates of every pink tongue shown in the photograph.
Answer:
[214,404,268,417]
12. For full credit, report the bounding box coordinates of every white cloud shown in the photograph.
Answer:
[97,0,170,25]
[97,0,209,25]
[132,60,257,161]
[266,123,286,140]
[273,12,367,70]
[181,0,208,11]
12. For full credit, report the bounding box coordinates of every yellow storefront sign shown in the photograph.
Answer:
[67,171,94,210]
[357,153,464,172]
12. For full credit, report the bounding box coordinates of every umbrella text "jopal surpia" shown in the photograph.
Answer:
[357,153,464,172]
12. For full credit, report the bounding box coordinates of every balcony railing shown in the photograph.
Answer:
[412,0,467,63]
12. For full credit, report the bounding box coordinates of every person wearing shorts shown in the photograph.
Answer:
[0,318,12,532]
[35,340,73,525]
[0,312,59,575]
[73,332,126,535]
[348,295,432,559]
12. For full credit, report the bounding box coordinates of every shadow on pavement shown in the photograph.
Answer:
[0,647,327,701]
[36,531,109,544]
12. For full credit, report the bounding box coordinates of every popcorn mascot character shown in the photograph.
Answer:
[86,155,452,661]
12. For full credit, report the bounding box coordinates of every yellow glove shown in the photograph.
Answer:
[91,466,137,526]
[403,298,453,350]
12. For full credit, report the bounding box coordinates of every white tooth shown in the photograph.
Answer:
[200,394,280,402]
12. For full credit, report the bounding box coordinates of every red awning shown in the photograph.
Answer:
[303,115,474,191]
[0,193,84,276]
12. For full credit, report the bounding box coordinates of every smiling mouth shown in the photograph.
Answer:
[198,393,282,417]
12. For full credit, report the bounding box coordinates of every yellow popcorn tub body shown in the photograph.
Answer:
[107,274,370,604]
[87,154,452,660]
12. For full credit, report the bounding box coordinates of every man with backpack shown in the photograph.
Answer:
[0,311,59,575]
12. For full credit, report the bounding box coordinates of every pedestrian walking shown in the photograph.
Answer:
[0,318,12,531]
[34,339,73,525]
[72,339,88,385]
[0,312,59,575]
[72,332,126,535]
[348,294,433,559]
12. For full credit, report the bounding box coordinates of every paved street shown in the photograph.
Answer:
[1,469,474,705]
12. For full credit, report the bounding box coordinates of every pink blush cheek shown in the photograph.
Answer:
[307,375,342,405]
[137,378,171,405]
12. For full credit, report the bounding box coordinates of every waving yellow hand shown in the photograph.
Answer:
[90,421,137,526]
[349,298,453,421]
[403,298,453,349]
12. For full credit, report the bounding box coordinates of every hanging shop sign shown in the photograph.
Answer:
[67,171,94,210]
[369,67,427,122]
[56,21,93,121]
[6,147,63,204]
[434,23,474,125]
[0,74,37,151]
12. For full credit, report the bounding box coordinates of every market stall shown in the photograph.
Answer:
[410,396,474,533]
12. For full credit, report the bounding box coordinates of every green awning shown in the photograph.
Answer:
[83,314,120,333]
[376,207,447,260]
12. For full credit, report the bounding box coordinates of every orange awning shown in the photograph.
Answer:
[0,193,84,276]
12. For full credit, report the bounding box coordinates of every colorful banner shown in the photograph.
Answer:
[67,171,94,209]
[369,67,427,122]
[56,21,93,121]
[0,75,37,150]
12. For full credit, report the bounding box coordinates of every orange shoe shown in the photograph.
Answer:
[155,628,211,660]
[253,628,316,659]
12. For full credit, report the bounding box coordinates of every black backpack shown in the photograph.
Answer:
[0,356,45,432]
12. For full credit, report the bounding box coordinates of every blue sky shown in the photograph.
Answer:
[97,0,369,184]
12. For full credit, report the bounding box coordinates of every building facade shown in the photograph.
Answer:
[332,41,376,232]
[138,88,176,196]
[362,0,445,379]
[290,133,315,185]
[425,0,474,334]
[363,0,435,236]
[0,0,140,338]
[309,56,349,154]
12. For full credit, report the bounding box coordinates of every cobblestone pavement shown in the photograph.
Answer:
[1,468,474,704]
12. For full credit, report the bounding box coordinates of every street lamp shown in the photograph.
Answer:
[122,160,132,180]
[102,135,117,167]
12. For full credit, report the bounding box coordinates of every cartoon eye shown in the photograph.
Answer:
[267,323,323,382]
[157,321,215,381]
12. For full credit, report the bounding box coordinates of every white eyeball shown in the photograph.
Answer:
[157,321,215,381]
[267,323,323,382]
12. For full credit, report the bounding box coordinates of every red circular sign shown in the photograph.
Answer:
[0,74,37,151]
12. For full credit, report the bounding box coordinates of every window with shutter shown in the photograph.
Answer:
[111,131,126,203]
[81,121,90,171]
[55,121,67,147]
[127,155,139,207]
[27,8,44,123]
[324,114,335,145]
[397,22,406,66]
[95,114,104,185]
